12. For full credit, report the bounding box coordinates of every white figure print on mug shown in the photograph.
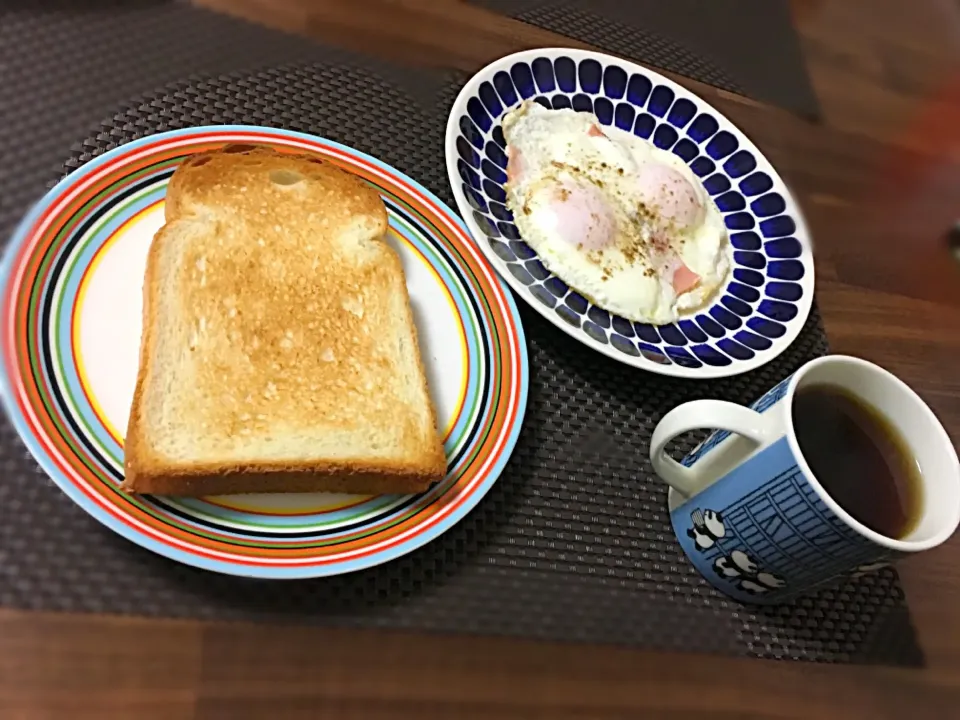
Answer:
[687,508,726,550]
[697,511,788,595]
[650,355,960,604]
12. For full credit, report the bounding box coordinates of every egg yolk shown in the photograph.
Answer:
[635,162,705,230]
[539,180,617,251]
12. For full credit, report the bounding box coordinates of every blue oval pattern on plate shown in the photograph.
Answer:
[615,102,636,130]
[594,97,614,126]
[603,65,628,99]
[633,113,655,139]
[448,51,812,375]
[667,98,697,128]
[672,138,699,162]
[653,124,678,149]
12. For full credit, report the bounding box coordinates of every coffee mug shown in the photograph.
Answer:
[651,355,960,604]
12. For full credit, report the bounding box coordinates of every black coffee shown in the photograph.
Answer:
[791,383,923,539]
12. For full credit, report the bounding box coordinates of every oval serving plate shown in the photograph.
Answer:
[445,48,814,378]
[0,126,528,578]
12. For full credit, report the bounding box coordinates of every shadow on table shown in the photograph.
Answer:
[751,570,925,665]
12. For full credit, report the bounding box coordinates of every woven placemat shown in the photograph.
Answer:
[0,3,920,665]
[470,0,820,118]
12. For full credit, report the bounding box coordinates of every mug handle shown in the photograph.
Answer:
[650,400,775,499]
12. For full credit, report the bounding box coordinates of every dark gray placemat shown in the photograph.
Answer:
[470,0,820,118]
[0,0,453,239]
[0,2,920,665]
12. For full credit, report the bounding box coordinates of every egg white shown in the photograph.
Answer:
[502,102,730,325]
[520,176,668,321]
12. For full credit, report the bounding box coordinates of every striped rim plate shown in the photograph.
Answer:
[0,126,529,578]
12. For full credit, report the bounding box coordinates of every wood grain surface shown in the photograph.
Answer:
[2,0,960,718]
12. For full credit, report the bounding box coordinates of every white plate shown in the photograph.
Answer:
[445,48,814,378]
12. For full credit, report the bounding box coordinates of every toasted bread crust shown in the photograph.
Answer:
[124,464,440,496]
[122,144,446,496]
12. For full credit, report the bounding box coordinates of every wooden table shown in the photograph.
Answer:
[3,1,960,717]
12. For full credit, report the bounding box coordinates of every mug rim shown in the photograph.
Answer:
[783,355,960,553]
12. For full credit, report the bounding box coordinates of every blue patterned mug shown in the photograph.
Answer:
[651,355,960,604]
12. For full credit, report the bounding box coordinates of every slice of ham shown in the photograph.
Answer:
[587,124,605,138]
[671,262,701,294]
[506,146,524,186]
[651,239,701,295]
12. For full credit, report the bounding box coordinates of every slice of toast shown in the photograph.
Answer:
[122,144,447,496]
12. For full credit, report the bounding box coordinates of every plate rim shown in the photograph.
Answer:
[444,47,815,379]
[0,124,530,579]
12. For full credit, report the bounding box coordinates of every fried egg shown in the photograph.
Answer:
[501,101,729,325]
